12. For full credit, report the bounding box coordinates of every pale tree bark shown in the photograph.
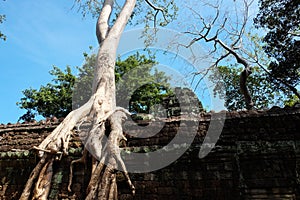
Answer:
[96,0,114,44]
[20,0,137,199]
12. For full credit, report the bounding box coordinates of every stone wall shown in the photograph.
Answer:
[0,106,300,199]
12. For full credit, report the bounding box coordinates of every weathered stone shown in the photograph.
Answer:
[0,108,300,199]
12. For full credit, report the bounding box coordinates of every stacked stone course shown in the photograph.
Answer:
[0,106,300,199]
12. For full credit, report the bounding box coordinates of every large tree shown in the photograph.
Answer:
[20,1,177,199]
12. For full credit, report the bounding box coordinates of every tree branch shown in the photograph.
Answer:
[145,0,164,12]
[145,0,168,27]
[96,0,114,44]
[183,0,254,109]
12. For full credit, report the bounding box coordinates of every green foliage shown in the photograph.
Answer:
[72,0,103,18]
[73,52,172,114]
[211,65,286,111]
[117,66,172,114]
[17,66,76,121]
[254,0,300,90]
[72,52,96,109]
[283,95,299,107]
[19,53,172,121]
[115,53,171,113]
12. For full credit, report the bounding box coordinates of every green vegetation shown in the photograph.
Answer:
[17,53,172,121]
[254,0,300,100]
[211,65,282,111]
[209,0,300,111]
[17,66,75,121]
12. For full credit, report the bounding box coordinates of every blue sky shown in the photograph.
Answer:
[0,0,205,124]
[0,0,259,124]
[0,0,97,123]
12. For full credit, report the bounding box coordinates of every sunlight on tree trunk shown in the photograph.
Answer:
[20,0,137,199]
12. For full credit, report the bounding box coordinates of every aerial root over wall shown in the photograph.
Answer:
[20,154,56,200]
[20,105,135,200]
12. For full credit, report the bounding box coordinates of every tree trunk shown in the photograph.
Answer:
[20,0,137,199]
[217,39,254,109]
[240,67,254,109]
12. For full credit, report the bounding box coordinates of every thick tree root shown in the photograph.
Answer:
[21,106,135,200]
[68,109,135,199]
[37,98,94,157]
[68,149,88,192]
[19,155,54,200]
[33,157,54,200]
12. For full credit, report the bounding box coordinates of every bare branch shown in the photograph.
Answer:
[215,52,231,67]
[145,0,168,28]
[216,39,249,68]
[193,68,211,90]
[145,0,164,13]
[183,0,254,109]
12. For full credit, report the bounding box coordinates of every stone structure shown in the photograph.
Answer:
[131,87,203,119]
[0,106,300,199]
